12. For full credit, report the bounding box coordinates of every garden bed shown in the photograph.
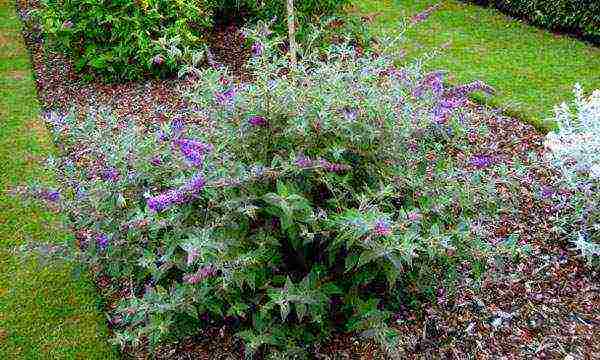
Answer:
[13,0,600,358]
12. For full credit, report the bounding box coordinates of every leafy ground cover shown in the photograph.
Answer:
[0,1,116,358]
[354,0,600,129]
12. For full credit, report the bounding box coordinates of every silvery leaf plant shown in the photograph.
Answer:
[545,85,600,265]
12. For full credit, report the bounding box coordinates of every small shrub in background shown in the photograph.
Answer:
[36,0,353,82]
[545,84,600,266]
[464,0,600,44]
[29,29,500,357]
[37,0,217,81]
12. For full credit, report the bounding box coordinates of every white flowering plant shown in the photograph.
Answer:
[545,84,600,265]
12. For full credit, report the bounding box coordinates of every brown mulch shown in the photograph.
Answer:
[16,0,600,358]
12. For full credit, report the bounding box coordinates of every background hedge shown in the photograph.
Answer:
[466,0,600,44]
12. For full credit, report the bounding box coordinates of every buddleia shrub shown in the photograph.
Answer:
[33,30,498,356]
[545,84,600,266]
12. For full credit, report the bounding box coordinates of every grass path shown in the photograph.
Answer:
[355,0,600,129]
[0,1,117,358]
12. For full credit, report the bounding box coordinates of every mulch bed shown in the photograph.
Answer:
[15,0,600,358]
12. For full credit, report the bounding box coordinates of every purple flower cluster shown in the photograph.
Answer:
[147,173,206,212]
[215,88,236,106]
[152,55,164,66]
[445,80,495,99]
[407,211,422,222]
[470,155,493,169]
[96,233,109,250]
[39,188,60,202]
[248,116,268,127]
[183,265,217,284]
[373,218,392,237]
[294,155,351,173]
[410,4,441,24]
[432,96,466,123]
[319,159,351,173]
[295,154,313,168]
[174,138,213,167]
[102,167,119,182]
[251,42,264,57]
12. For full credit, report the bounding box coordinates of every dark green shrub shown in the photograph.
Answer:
[465,0,600,43]
[37,0,352,82]
[37,0,218,82]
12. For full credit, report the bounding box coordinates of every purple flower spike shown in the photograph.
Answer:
[470,155,493,169]
[147,189,186,212]
[215,88,236,106]
[152,55,164,66]
[170,119,185,134]
[251,42,264,57]
[295,155,313,168]
[248,116,268,127]
[97,233,109,250]
[182,173,205,195]
[62,20,73,29]
[40,189,60,202]
[342,108,358,121]
[175,138,213,167]
[102,167,119,182]
[183,265,217,284]
[150,155,162,166]
[540,187,554,199]
[373,218,392,237]
[319,159,351,173]
[411,4,441,24]
[407,211,422,222]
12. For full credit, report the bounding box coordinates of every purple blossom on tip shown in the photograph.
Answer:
[373,218,392,237]
[150,155,162,166]
[342,108,358,121]
[183,265,217,284]
[62,20,73,29]
[96,233,109,250]
[295,155,313,168]
[152,55,164,66]
[445,80,495,99]
[156,130,169,142]
[432,96,466,123]
[407,211,422,222]
[175,138,213,167]
[540,187,554,199]
[147,174,205,212]
[181,173,205,195]
[319,159,351,173]
[147,189,186,212]
[170,119,185,134]
[40,189,60,202]
[248,116,268,127]
[102,167,119,182]
[470,155,493,169]
[410,4,441,24]
[215,88,236,106]
[251,42,264,57]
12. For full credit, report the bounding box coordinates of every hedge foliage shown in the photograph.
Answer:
[467,0,600,43]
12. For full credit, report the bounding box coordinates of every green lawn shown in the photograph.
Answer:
[355,0,600,129]
[0,1,117,359]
